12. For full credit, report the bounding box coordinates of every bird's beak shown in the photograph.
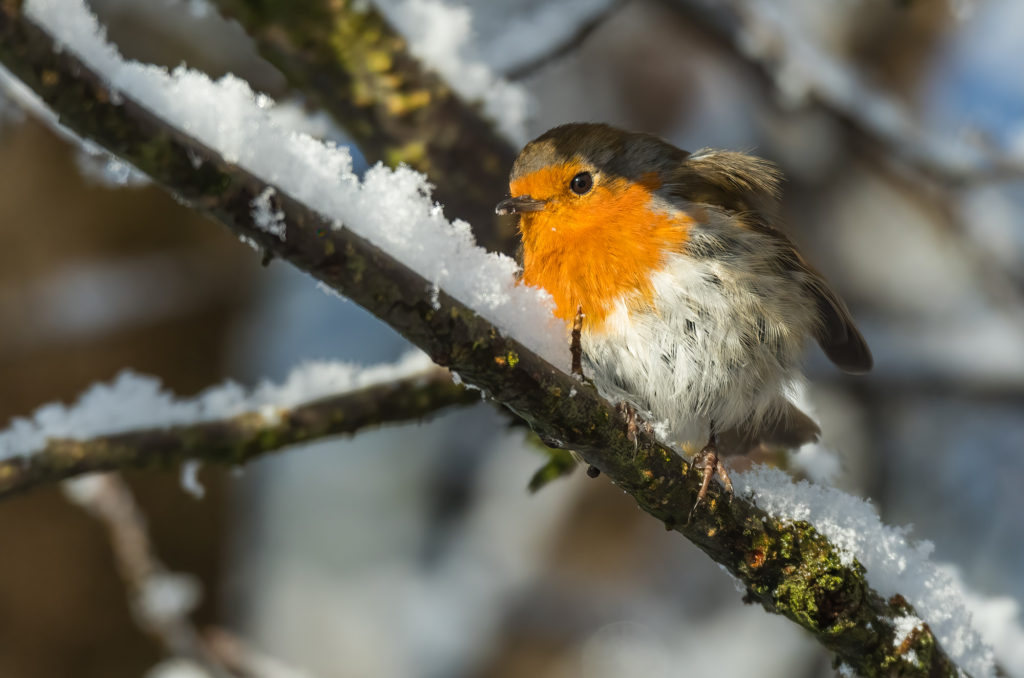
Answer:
[495,195,546,215]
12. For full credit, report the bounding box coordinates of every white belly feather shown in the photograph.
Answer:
[581,248,819,447]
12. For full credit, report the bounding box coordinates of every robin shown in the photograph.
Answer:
[496,123,872,509]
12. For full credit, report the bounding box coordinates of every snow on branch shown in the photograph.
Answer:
[370,0,529,143]
[0,1,994,674]
[63,474,218,673]
[7,0,568,364]
[67,473,324,678]
[0,354,475,497]
[209,0,522,254]
[671,0,1024,185]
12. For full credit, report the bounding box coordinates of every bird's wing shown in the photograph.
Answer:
[796,253,874,374]
[669,150,873,374]
[668,149,782,214]
[755,223,874,374]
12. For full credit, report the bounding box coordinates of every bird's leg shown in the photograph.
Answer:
[617,402,640,444]
[572,304,649,449]
[570,304,585,378]
[615,402,654,446]
[689,428,734,520]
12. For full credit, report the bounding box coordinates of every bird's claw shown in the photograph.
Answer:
[688,439,734,522]
[616,402,653,446]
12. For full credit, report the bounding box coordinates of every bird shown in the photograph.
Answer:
[495,122,872,509]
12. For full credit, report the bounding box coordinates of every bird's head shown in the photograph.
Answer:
[496,123,690,240]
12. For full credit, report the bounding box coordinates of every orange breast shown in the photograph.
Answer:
[517,175,692,331]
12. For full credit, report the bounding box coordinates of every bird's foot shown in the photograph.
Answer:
[689,436,734,521]
[616,402,653,446]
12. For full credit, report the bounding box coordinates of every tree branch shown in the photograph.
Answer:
[0,5,964,675]
[664,0,1024,310]
[207,0,520,254]
[0,367,476,499]
[666,0,1024,186]
[64,473,230,677]
[504,0,631,81]
[67,473,325,678]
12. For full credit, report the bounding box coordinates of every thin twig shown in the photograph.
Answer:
[66,473,324,678]
[505,0,631,80]
[64,473,230,676]
[204,628,317,678]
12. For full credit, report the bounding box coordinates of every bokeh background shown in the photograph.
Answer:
[1,0,1023,676]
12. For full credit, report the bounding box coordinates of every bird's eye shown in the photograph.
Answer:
[570,172,593,195]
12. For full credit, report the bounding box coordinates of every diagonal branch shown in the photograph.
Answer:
[67,472,326,678]
[63,473,230,677]
[208,0,520,254]
[0,366,476,499]
[504,0,631,81]
[0,4,966,676]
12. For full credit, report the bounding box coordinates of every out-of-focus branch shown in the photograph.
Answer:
[666,0,1024,312]
[203,628,318,678]
[505,0,630,80]
[208,0,519,254]
[668,0,1024,186]
[887,167,1024,312]
[0,367,475,499]
[63,473,229,676]
[0,6,963,675]
[67,473,322,678]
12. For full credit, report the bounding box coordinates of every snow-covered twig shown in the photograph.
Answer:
[209,0,521,254]
[66,473,323,678]
[0,359,474,498]
[670,0,1024,185]
[63,473,228,676]
[0,3,982,674]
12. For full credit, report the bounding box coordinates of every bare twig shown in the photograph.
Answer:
[204,628,317,678]
[505,0,631,80]
[0,5,965,675]
[1,367,475,499]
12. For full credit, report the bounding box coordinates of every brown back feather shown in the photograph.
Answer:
[669,150,873,374]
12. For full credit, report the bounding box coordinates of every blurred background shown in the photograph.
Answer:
[1,0,1023,676]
